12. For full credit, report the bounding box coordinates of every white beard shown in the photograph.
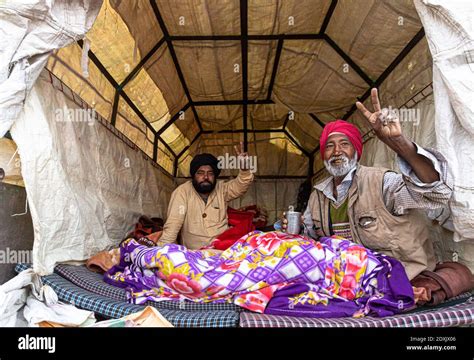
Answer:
[324,153,358,178]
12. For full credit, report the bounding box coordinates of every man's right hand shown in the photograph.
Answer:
[281,212,288,232]
[280,212,304,233]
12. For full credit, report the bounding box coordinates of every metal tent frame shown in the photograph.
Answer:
[78,0,425,177]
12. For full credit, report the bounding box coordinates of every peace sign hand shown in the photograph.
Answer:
[356,88,403,144]
[234,142,249,170]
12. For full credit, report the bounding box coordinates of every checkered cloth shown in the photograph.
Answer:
[55,264,127,301]
[53,264,241,312]
[15,264,240,327]
[16,263,472,328]
[239,292,474,327]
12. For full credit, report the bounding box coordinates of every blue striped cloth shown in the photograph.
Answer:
[240,291,474,328]
[53,263,241,312]
[15,264,240,327]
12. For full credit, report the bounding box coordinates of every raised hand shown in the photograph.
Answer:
[234,141,249,170]
[356,88,402,144]
[355,88,439,183]
[234,141,248,157]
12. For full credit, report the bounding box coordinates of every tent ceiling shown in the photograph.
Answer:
[47,0,428,177]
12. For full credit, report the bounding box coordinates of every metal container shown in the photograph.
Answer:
[286,205,301,235]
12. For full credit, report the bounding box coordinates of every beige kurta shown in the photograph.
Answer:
[158,170,254,249]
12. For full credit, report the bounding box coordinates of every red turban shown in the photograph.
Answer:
[319,120,363,159]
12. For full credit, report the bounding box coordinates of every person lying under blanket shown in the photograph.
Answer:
[105,231,417,318]
[280,88,453,281]
[99,229,472,317]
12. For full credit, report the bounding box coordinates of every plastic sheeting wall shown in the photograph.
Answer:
[177,132,309,177]
[414,0,474,245]
[0,0,102,137]
[10,71,175,275]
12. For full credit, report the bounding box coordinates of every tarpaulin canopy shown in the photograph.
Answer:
[44,0,430,178]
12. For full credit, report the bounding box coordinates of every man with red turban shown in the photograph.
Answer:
[283,89,453,280]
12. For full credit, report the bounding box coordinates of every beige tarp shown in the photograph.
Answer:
[41,0,430,177]
[0,138,23,187]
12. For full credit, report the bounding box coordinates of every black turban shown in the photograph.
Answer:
[190,153,221,178]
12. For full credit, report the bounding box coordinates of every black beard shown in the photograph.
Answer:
[192,178,216,194]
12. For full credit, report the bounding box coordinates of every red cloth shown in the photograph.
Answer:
[209,207,255,250]
[238,204,268,228]
[126,216,163,239]
[319,120,363,159]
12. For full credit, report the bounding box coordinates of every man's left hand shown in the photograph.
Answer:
[356,88,403,145]
[356,88,439,183]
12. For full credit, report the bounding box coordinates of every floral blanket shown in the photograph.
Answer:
[105,231,414,317]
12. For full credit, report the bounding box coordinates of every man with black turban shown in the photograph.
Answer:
[154,143,254,249]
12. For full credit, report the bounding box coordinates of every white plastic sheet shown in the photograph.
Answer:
[415,0,474,242]
[10,72,175,275]
[0,0,102,137]
[0,268,95,327]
